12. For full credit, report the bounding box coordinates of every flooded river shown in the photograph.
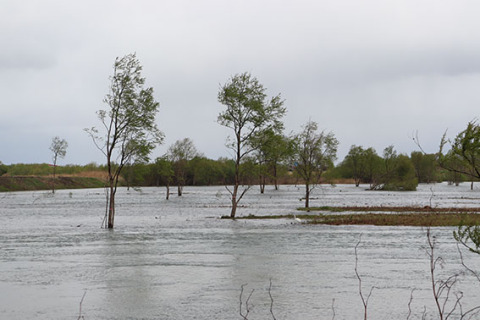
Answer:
[1,183,480,319]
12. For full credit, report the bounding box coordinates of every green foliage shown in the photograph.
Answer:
[410,151,438,183]
[188,156,234,186]
[292,121,338,183]
[454,225,480,255]
[439,121,480,181]
[4,163,106,176]
[168,138,199,195]
[217,72,286,160]
[50,136,68,164]
[249,128,294,190]
[0,162,7,176]
[85,53,163,228]
[337,145,383,187]
[217,72,286,217]
[382,154,418,191]
[153,156,174,186]
[292,121,338,208]
[336,145,418,191]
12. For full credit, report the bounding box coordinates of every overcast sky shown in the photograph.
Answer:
[2,0,480,165]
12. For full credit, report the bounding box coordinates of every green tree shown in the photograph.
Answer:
[153,156,174,200]
[189,156,227,186]
[343,145,366,187]
[292,120,338,209]
[359,147,383,188]
[383,154,418,191]
[0,161,7,176]
[217,72,286,218]
[250,128,293,192]
[49,136,68,193]
[439,121,480,188]
[440,121,480,253]
[410,151,438,183]
[85,53,163,228]
[167,138,199,196]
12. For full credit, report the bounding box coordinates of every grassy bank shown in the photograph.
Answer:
[0,176,105,192]
[231,206,480,226]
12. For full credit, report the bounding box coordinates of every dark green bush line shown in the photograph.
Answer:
[0,176,104,192]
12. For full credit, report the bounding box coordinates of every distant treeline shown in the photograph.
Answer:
[0,150,473,190]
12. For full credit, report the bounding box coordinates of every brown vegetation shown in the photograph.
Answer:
[237,206,480,226]
[308,212,480,226]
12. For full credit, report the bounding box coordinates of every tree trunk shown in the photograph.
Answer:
[52,164,56,194]
[166,184,170,200]
[305,183,310,210]
[355,178,360,187]
[273,164,279,191]
[107,186,115,229]
[259,175,265,194]
[177,185,183,196]
[230,183,239,218]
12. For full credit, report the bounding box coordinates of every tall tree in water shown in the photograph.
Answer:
[292,120,338,209]
[167,138,199,196]
[217,72,286,218]
[49,136,68,193]
[85,53,163,228]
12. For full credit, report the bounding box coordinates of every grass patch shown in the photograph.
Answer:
[309,212,480,226]
[298,206,480,214]
[232,206,480,226]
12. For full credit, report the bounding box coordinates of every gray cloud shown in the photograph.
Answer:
[1,0,480,165]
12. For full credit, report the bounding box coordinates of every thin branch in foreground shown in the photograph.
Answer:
[77,291,87,320]
[355,235,376,320]
[239,283,254,320]
[406,288,415,320]
[457,243,480,283]
[268,279,277,320]
[331,298,336,320]
[425,228,480,320]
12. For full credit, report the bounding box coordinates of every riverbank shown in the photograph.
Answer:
[0,176,105,192]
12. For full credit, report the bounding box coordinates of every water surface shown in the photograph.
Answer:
[1,183,479,319]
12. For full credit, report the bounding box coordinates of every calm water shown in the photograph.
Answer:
[1,183,480,319]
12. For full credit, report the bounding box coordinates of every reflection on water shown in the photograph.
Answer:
[1,183,480,319]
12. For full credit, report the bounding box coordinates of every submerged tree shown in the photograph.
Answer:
[292,120,338,209]
[343,145,368,187]
[49,136,68,193]
[153,156,174,200]
[85,53,163,228]
[249,128,292,192]
[167,138,199,196]
[217,72,286,218]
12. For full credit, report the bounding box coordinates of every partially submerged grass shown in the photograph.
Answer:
[298,206,480,214]
[309,212,480,226]
[231,206,480,227]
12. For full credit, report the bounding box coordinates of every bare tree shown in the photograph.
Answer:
[426,228,480,320]
[239,283,255,320]
[355,236,376,320]
[49,136,68,193]
[85,53,163,228]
